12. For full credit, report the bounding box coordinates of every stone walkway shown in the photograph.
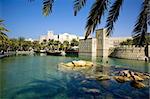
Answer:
[0,52,16,58]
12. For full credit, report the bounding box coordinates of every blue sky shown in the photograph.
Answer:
[0,0,147,39]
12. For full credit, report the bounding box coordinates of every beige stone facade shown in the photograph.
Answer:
[79,28,149,60]
[79,38,97,57]
[79,28,130,57]
[109,46,150,60]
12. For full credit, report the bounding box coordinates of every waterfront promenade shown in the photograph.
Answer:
[0,52,16,58]
[0,51,35,59]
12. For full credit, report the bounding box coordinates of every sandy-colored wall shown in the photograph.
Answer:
[109,46,150,60]
[79,38,97,57]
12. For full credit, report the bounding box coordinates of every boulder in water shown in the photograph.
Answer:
[116,70,149,82]
[96,75,110,81]
[58,60,94,72]
[134,72,150,80]
[65,62,74,67]
[113,76,131,83]
[119,70,131,77]
[72,60,93,67]
[131,74,144,81]
[130,81,146,89]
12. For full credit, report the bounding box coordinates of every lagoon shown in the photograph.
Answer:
[0,54,150,99]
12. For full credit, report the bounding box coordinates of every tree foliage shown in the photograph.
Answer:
[71,39,79,46]
[0,19,9,40]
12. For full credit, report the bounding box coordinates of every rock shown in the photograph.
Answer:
[116,70,149,82]
[58,63,73,71]
[134,72,150,79]
[119,70,131,77]
[71,60,94,67]
[130,81,146,89]
[85,61,93,66]
[131,75,144,81]
[82,87,100,95]
[72,60,86,67]
[58,60,94,72]
[96,75,110,81]
[114,76,131,83]
[65,62,74,67]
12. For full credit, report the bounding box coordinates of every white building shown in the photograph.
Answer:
[25,38,34,42]
[58,33,79,43]
[39,31,81,43]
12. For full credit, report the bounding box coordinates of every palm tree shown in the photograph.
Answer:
[0,19,9,52]
[48,39,54,50]
[0,19,9,40]
[63,40,70,51]
[70,39,79,47]
[9,39,19,51]
[18,37,25,51]
[53,40,61,51]
[35,0,149,47]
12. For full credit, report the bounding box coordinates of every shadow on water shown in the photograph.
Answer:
[5,72,150,99]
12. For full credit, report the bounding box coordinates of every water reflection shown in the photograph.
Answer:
[6,73,150,99]
[0,55,150,99]
[79,55,150,73]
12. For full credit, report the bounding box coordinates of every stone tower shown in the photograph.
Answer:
[96,28,109,57]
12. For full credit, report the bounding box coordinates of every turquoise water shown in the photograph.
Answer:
[0,54,150,99]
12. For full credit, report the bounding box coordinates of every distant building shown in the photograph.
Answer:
[39,31,82,43]
[25,38,34,42]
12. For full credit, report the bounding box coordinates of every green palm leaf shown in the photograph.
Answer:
[133,0,149,46]
[0,19,9,40]
[105,0,124,36]
[85,0,109,39]
[43,0,54,16]
[0,32,8,40]
[0,27,9,32]
[0,20,4,23]
[74,0,87,16]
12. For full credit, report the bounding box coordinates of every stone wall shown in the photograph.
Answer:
[78,28,150,61]
[79,38,97,56]
[109,46,150,61]
[96,29,110,57]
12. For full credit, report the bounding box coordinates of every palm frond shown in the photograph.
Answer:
[147,1,150,25]
[133,0,149,46]
[0,32,8,40]
[74,0,87,16]
[105,0,124,36]
[0,20,4,23]
[85,0,109,39]
[42,0,54,16]
[0,27,9,32]
[148,14,150,25]
[0,20,5,26]
[0,19,9,40]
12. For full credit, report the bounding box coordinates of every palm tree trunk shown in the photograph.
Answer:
[144,43,149,61]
